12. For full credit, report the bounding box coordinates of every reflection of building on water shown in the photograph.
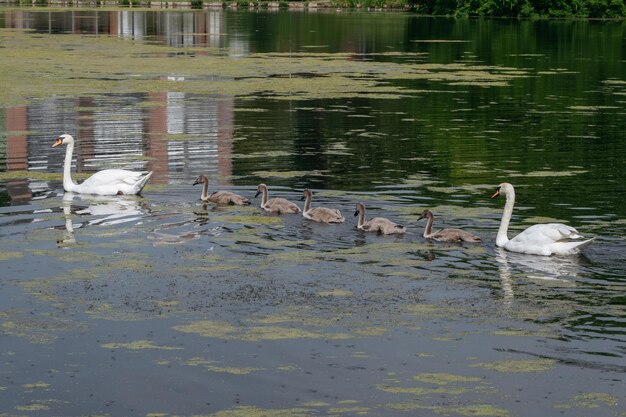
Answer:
[4,106,31,203]
[1,9,245,202]
[164,92,234,184]
[16,9,233,49]
[3,92,235,199]
[1,9,241,50]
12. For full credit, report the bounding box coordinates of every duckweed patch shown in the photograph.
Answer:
[0,251,24,261]
[412,373,481,385]
[173,319,353,341]
[0,170,60,182]
[234,235,315,247]
[376,384,469,396]
[232,151,292,159]
[1,316,79,344]
[445,404,510,417]
[404,303,462,318]
[511,170,588,178]
[85,302,153,321]
[22,381,51,389]
[15,403,50,411]
[327,406,370,414]
[173,320,240,339]
[185,357,263,375]
[250,308,343,328]
[244,325,351,341]
[317,289,353,297]
[101,340,182,351]
[210,406,315,417]
[384,403,510,416]
[252,170,326,179]
[470,359,556,373]
[216,215,283,225]
[564,392,619,408]
[0,30,530,107]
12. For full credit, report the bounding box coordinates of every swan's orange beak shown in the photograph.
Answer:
[491,189,500,199]
[52,138,63,148]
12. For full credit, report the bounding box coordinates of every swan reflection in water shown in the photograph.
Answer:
[58,192,147,247]
[496,247,585,306]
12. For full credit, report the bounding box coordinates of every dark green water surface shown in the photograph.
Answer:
[0,8,625,417]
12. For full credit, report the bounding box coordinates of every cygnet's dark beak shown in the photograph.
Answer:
[193,179,200,186]
[254,191,261,198]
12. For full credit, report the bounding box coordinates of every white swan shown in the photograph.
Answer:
[52,134,153,196]
[491,182,594,256]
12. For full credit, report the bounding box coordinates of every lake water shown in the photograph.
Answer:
[0,8,625,416]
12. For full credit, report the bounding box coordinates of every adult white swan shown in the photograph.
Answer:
[491,182,594,256]
[52,134,153,196]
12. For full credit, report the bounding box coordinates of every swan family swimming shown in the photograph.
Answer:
[53,134,595,256]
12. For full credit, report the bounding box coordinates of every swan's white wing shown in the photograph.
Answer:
[81,169,147,188]
[508,223,587,255]
[75,169,151,195]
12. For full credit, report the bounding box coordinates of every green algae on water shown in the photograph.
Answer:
[384,403,510,417]
[555,392,619,409]
[445,404,510,417]
[173,320,353,341]
[101,340,182,351]
[22,381,51,389]
[0,251,24,261]
[316,289,353,297]
[209,406,315,417]
[185,357,262,375]
[412,373,481,385]
[173,320,239,339]
[470,359,556,373]
[327,406,370,414]
[376,384,468,396]
[252,170,326,179]
[0,30,532,108]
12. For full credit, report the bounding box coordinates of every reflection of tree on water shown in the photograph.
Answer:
[58,192,147,247]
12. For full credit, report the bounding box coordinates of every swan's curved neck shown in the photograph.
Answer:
[497,189,515,247]
[62,142,78,192]
[423,213,434,238]
[260,187,268,206]
[356,208,365,228]
[200,181,209,201]
[303,192,312,212]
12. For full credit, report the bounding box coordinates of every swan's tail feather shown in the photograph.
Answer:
[553,237,595,255]
[134,171,153,195]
